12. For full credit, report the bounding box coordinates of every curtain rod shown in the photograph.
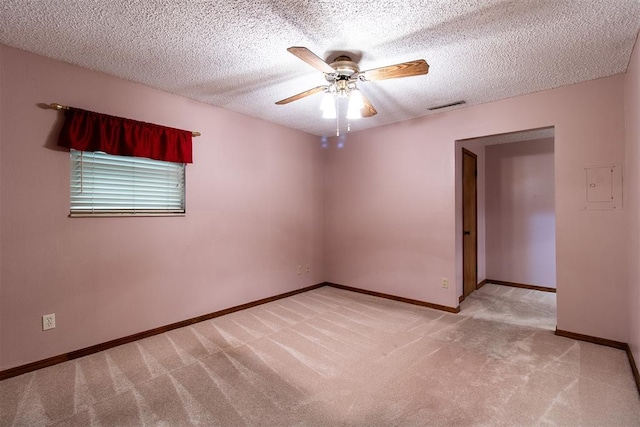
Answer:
[49,103,201,137]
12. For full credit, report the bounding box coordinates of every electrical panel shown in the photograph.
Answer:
[584,164,622,210]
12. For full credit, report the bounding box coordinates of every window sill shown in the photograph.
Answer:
[69,213,186,218]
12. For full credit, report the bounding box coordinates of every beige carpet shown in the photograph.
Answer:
[1,284,639,426]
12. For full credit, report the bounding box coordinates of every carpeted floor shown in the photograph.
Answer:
[1,284,639,426]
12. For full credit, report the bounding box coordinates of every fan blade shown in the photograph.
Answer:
[275,85,327,105]
[360,93,377,118]
[287,47,335,74]
[361,59,429,81]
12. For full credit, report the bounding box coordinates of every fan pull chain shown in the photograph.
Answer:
[336,97,340,136]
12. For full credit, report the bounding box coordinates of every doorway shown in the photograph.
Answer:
[455,127,557,307]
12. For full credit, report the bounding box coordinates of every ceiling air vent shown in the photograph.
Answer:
[428,100,466,111]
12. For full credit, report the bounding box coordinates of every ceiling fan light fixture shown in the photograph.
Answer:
[277,46,428,125]
[320,92,336,119]
[347,89,364,120]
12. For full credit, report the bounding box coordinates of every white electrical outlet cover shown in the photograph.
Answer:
[43,313,56,330]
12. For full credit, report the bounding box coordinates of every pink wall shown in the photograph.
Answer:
[1,40,637,372]
[0,46,325,371]
[326,74,627,341]
[325,124,457,308]
[625,36,640,366]
[485,138,556,288]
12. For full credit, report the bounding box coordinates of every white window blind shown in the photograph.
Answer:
[70,149,185,216]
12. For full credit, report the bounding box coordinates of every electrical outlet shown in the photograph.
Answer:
[42,313,55,331]
[297,265,303,275]
[441,278,449,289]
[305,264,310,273]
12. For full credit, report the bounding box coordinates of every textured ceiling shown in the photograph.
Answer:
[1,1,639,137]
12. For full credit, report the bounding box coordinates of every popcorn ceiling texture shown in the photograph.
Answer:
[0,0,639,136]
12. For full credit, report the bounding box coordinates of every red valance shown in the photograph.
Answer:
[57,108,193,163]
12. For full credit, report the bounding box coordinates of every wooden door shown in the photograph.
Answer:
[462,148,478,298]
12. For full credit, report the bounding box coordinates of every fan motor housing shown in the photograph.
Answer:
[326,55,359,82]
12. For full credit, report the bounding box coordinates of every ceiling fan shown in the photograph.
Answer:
[275,46,429,119]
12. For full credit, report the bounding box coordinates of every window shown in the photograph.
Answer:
[70,149,185,216]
